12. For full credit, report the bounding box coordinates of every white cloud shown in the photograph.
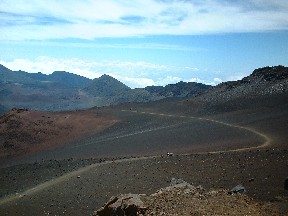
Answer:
[187,77,200,83]
[0,57,102,79]
[0,56,254,88]
[155,76,182,86]
[0,0,288,40]
[203,77,223,86]
[213,77,223,84]
[0,56,196,88]
[185,77,223,86]
[112,76,156,88]
[0,57,174,76]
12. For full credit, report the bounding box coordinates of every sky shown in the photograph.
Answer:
[0,0,288,88]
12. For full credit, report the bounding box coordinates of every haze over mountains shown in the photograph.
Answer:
[0,64,210,113]
[1,64,288,115]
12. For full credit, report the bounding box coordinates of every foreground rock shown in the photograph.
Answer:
[93,194,147,216]
[93,179,279,215]
[229,184,247,194]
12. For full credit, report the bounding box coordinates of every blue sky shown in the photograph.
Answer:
[0,0,288,88]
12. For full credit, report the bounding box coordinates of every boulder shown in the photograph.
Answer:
[93,193,147,216]
[229,185,246,194]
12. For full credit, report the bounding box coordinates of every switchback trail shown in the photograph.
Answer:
[0,110,272,206]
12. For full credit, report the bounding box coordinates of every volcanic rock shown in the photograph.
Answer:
[230,185,246,194]
[93,193,147,216]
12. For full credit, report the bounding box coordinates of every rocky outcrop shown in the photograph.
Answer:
[93,178,197,216]
[195,65,288,104]
[93,194,147,216]
[250,65,288,81]
[93,178,278,216]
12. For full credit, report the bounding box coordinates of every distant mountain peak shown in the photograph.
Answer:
[0,64,12,72]
[52,71,67,74]
[83,74,130,97]
[98,74,117,80]
[100,74,111,77]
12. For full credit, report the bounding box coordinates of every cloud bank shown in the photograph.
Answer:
[1,0,288,40]
[0,57,228,88]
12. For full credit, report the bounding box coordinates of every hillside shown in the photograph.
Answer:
[196,65,288,103]
[83,74,131,97]
[81,75,164,104]
[145,81,211,97]
[0,64,210,113]
[0,108,118,163]
[0,65,93,112]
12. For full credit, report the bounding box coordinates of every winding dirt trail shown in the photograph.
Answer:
[124,110,272,153]
[0,110,272,206]
[0,157,155,206]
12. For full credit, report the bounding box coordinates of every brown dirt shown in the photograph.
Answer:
[143,186,281,216]
[0,108,118,164]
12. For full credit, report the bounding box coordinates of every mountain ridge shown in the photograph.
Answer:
[145,81,211,98]
[0,64,210,113]
[195,65,288,102]
[1,64,287,114]
[83,74,131,97]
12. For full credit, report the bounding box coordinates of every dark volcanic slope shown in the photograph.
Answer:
[83,74,130,97]
[145,81,211,97]
[197,65,288,103]
[0,65,95,112]
[0,64,211,113]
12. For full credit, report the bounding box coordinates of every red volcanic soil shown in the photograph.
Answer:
[0,108,118,163]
